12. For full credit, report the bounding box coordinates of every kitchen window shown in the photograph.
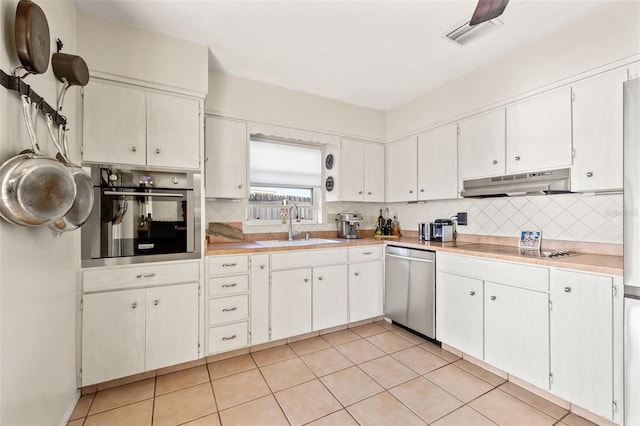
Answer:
[247,138,322,223]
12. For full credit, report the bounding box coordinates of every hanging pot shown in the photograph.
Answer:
[15,0,50,75]
[0,96,76,226]
[45,116,94,233]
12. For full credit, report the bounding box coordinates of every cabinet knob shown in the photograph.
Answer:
[515,156,520,161]
[354,272,360,276]
[409,190,413,194]
[259,265,265,270]
[155,148,161,154]
[358,191,363,194]
[490,295,497,301]
[222,335,237,341]
[420,189,424,193]
[238,184,243,189]
[222,307,238,312]
[131,302,137,309]
[470,291,475,296]
[564,286,572,293]
[492,160,498,165]
[318,276,324,281]
[131,146,137,152]
[304,278,310,283]
[586,172,593,177]
[154,299,159,306]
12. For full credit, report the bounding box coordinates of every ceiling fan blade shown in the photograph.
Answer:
[469,0,510,26]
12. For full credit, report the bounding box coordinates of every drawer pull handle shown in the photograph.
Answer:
[222,263,237,267]
[564,286,572,293]
[136,273,156,279]
[131,302,137,309]
[470,291,475,296]
[222,335,237,341]
[354,272,360,277]
[490,295,497,301]
[222,283,237,288]
[222,307,237,312]
[154,299,159,306]
[363,252,373,255]
[259,265,265,270]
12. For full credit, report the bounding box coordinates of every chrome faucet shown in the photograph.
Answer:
[287,202,300,241]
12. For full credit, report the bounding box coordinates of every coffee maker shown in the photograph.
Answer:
[336,213,363,239]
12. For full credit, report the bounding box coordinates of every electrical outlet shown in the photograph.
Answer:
[457,212,468,226]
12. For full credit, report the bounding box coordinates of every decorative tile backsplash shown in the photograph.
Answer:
[206,192,623,244]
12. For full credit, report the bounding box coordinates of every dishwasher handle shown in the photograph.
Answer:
[385,253,434,263]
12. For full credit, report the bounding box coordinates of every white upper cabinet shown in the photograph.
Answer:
[83,80,147,166]
[340,139,384,202]
[83,79,201,169]
[459,109,506,180]
[571,68,627,192]
[506,87,573,173]
[417,124,458,200]
[146,92,201,170]
[205,116,248,199]
[385,136,417,202]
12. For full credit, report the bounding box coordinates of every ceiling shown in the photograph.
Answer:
[74,0,611,111]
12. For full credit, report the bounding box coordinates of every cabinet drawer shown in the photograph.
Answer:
[209,295,249,325]
[208,322,248,354]
[208,275,249,297]
[208,255,249,276]
[83,261,199,293]
[348,245,383,263]
[271,248,347,270]
[438,253,549,292]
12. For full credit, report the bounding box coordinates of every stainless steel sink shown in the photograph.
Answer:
[255,238,343,247]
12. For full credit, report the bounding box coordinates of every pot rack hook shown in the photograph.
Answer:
[56,38,63,53]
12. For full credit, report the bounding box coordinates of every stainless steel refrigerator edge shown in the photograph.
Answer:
[384,246,436,338]
[624,77,640,426]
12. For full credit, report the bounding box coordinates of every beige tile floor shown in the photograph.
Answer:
[68,321,599,426]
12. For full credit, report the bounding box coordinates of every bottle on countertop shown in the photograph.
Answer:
[392,216,401,236]
[378,209,385,230]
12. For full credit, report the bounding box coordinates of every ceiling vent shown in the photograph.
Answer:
[445,18,503,46]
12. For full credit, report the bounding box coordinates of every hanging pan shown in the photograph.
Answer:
[45,117,94,233]
[0,96,76,226]
[15,0,51,75]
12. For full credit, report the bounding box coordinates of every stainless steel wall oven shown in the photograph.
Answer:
[81,167,201,267]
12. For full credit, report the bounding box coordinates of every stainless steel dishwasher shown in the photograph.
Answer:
[384,245,436,339]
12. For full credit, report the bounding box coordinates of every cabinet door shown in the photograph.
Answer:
[506,87,572,173]
[417,124,458,200]
[271,269,312,340]
[363,143,385,202]
[459,109,506,179]
[436,272,483,359]
[83,80,146,165]
[550,270,613,419]
[385,137,417,202]
[205,116,247,198]
[349,260,383,323]
[485,281,549,389]
[146,283,199,371]
[147,92,201,170]
[340,139,364,201]
[313,265,348,330]
[571,69,627,192]
[250,254,270,345]
[82,289,146,385]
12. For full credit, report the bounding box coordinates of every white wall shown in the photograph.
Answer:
[386,1,640,141]
[77,11,208,96]
[206,71,386,142]
[0,1,80,424]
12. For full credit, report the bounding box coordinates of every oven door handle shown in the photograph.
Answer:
[103,191,184,198]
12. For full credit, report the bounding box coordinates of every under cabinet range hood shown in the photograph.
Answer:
[461,168,571,198]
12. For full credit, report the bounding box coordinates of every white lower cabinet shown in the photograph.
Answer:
[484,281,549,389]
[250,254,270,345]
[271,268,313,340]
[348,245,384,323]
[436,272,483,360]
[82,282,199,386]
[550,269,615,420]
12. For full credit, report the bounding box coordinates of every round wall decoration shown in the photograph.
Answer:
[325,176,334,192]
[325,154,334,170]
